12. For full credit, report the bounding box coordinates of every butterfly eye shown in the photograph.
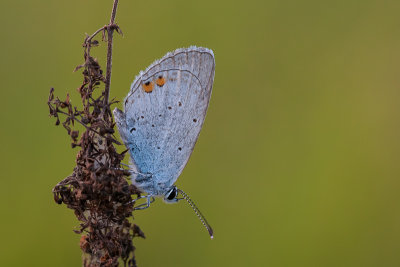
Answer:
[166,187,177,200]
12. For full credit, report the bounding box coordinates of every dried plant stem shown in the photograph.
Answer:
[87,27,106,43]
[104,0,119,107]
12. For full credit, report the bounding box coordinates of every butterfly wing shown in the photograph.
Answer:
[114,47,215,189]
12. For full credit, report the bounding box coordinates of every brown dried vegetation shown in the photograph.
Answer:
[47,1,144,266]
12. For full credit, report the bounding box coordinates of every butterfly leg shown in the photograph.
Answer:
[109,166,128,172]
[133,195,155,210]
[120,162,130,168]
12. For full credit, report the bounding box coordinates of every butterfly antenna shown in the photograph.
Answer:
[177,188,214,239]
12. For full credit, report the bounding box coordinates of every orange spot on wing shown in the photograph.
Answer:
[156,76,166,87]
[142,81,154,93]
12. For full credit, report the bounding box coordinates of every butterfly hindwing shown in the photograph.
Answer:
[114,47,215,188]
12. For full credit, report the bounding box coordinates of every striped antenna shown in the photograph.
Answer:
[177,188,214,239]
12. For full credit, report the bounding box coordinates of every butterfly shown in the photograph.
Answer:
[113,46,215,238]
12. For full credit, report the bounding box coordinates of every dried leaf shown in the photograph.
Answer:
[73,64,84,72]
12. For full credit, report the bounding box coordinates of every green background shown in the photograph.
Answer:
[1,0,400,266]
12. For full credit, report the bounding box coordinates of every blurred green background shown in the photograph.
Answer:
[1,0,400,266]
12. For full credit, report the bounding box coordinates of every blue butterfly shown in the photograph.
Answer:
[114,46,215,238]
